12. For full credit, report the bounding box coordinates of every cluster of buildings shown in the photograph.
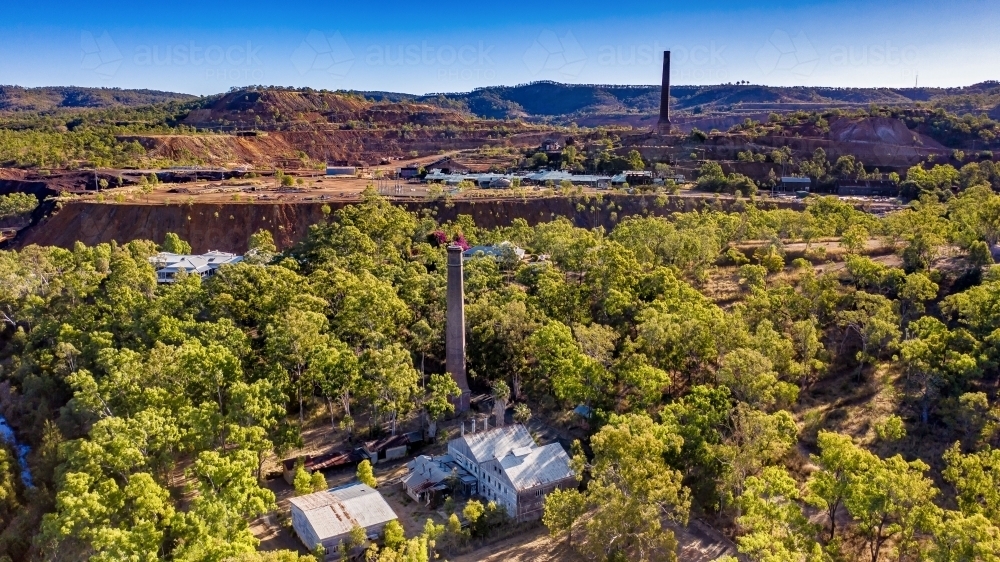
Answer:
[289,244,575,557]
[290,422,577,555]
[414,168,666,190]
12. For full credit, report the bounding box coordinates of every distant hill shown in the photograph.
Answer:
[0,86,197,112]
[359,81,1000,124]
[177,88,471,130]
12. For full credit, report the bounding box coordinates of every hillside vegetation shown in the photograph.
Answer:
[0,86,196,113]
[2,185,1000,560]
[363,80,1000,122]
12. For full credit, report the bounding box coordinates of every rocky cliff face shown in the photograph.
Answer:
[13,195,805,253]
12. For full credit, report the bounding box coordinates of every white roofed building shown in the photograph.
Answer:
[289,483,398,554]
[447,423,576,521]
[149,251,243,283]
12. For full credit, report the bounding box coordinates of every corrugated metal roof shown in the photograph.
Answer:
[331,484,398,530]
[402,455,452,490]
[450,424,576,493]
[289,491,358,540]
[456,425,535,464]
[290,484,397,541]
[499,443,575,491]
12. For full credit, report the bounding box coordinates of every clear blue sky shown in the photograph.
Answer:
[0,0,997,95]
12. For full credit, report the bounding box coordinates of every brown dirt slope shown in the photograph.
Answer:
[120,130,554,168]
[14,196,806,254]
[829,116,946,149]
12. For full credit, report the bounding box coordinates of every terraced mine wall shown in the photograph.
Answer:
[13,195,808,253]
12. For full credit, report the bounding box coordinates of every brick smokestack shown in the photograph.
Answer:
[446,245,471,412]
[657,50,671,134]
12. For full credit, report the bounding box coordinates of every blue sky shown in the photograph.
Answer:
[0,0,997,95]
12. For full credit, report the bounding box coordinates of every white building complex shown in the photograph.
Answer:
[447,423,576,521]
[149,251,243,283]
[289,483,398,554]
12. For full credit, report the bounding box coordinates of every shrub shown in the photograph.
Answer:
[875,415,906,441]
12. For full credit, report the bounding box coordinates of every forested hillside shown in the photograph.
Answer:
[0,87,196,113]
[362,80,1000,122]
[2,186,1000,561]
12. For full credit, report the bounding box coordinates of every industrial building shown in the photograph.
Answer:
[446,423,576,522]
[289,484,398,554]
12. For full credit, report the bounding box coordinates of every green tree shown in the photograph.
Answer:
[627,149,645,170]
[424,373,461,437]
[357,459,377,488]
[246,229,278,264]
[265,308,329,425]
[806,431,876,541]
[383,519,406,551]
[899,316,981,424]
[838,292,901,377]
[736,466,823,562]
[567,414,691,562]
[310,471,327,493]
[844,454,939,562]
[163,232,192,254]
[0,192,38,219]
[943,443,1000,525]
[543,488,587,547]
[294,463,313,496]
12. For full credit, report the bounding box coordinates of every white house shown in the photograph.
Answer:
[289,483,398,555]
[149,251,243,283]
[447,424,576,521]
[462,242,526,263]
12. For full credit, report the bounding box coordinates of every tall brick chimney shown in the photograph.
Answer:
[446,245,471,412]
[657,51,672,134]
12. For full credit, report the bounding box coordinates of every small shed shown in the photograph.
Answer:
[780,176,812,191]
[326,166,357,177]
[281,448,367,485]
[836,179,899,197]
[398,166,420,179]
[362,434,410,463]
[425,157,471,175]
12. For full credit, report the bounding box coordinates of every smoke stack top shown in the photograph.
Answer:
[658,51,671,134]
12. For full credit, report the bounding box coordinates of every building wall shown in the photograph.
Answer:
[515,477,578,522]
[291,505,322,552]
[477,459,518,516]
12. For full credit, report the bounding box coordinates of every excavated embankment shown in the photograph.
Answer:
[13,196,808,253]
